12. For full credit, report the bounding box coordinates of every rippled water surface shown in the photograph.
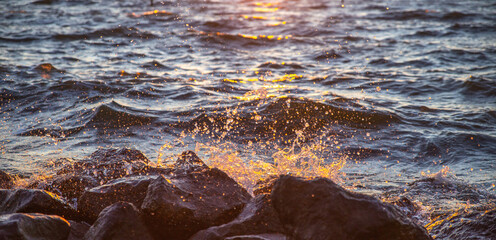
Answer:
[1,0,496,237]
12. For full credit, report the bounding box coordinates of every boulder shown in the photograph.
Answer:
[84,202,153,240]
[191,194,287,240]
[270,175,432,240]
[0,213,70,240]
[141,166,252,239]
[57,148,152,184]
[78,176,154,223]
[47,174,99,200]
[172,150,208,173]
[0,189,79,221]
[68,220,91,240]
[76,151,221,224]
[195,175,432,240]
[0,170,14,189]
[224,234,288,240]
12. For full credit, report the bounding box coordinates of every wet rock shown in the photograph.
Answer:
[0,213,70,240]
[77,150,223,224]
[47,174,99,200]
[141,167,252,239]
[57,148,152,184]
[224,234,288,240]
[426,208,496,240]
[191,194,287,240]
[78,176,154,223]
[0,170,14,189]
[68,220,91,240]
[195,175,431,240]
[0,189,79,221]
[84,202,153,240]
[270,175,432,240]
[172,150,208,173]
[34,63,65,73]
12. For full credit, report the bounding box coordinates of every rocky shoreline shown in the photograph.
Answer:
[0,148,488,239]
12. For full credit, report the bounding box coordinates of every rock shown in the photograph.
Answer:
[84,202,153,240]
[426,208,496,239]
[196,175,432,240]
[57,148,151,184]
[77,150,235,225]
[172,150,208,173]
[78,176,154,223]
[270,175,432,240]
[141,167,252,239]
[68,220,91,240]
[191,194,287,240]
[0,189,79,221]
[0,170,14,189]
[47,174,99,200]
[224,234,288,240]
[0,213,70,240]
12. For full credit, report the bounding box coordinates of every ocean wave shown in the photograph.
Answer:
[183,97,400,143]
[441,11,476,21]
[19,126,84,138]
[374,10,438,21]
[141,60,173,71]
[0,88,21,104]
[0,36,42,42]
[194,29,290,49]
[460,76,496,97]
[53,26,158,41]
[49,80,127,95]
[314,49,345,61]
[257,61,305,70]
[449,23,496,33]
[87,101,157,128]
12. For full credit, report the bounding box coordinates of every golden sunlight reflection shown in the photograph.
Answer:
[194,141,346,192]
[254,7,279,13]
[130,10,173,18]
[191,29,291,41]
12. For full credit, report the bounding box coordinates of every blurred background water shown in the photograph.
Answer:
[1,0,495,237]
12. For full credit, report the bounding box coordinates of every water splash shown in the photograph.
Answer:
[193,141,346,193]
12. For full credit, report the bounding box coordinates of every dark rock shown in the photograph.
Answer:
[57,148,151,184]
[191,194,287,240]
[0,189,79,221]
[172,150,208,173]
[68,220,91,240]
[0,213,70,240]
[84,202,153,240]
[196,175,432,240]
[47,174,99,200]
[141,167,252,240]
[426,208,496,239]
[78,176,154,223]
[270,175,432,240]
[224,234,288,240]
[0,170,14,189]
